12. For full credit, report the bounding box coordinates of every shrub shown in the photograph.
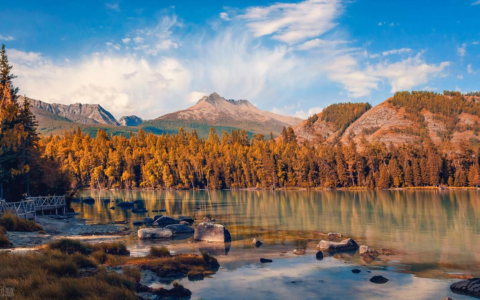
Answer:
[92,250,107,264]
[149,246,170,258]
[0,234,12,248]
[0,212,43,232]
[47,239,90,255]
[70,253,97,269]
[122,266,141,283]
[91,242,130,255]
[45,260,79,277]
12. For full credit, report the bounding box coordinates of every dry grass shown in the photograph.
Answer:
[0,212,43,232]
[0,250,136,300]
[0,239,217,299]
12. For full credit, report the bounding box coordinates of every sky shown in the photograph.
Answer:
[0,0,479,120]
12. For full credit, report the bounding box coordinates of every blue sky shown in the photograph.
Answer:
[1,0,479,119]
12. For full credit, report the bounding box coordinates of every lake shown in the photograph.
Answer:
[72,190,480,299]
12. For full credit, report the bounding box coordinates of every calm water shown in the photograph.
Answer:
[72,190,480,299]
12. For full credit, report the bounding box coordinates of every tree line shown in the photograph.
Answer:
[0,45,68,201]
[40,126,480,190]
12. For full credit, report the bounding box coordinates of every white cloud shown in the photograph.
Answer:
[295,38,347,51]
[122,38,131,44]
[369,54,449,92]
[325,53,449,97]
[219,12,230,21]
[457,43,467,58]
[133,37,144,44]
[382,48,411,56]
[0,34,15,41]
[105,3,119,11]
[272,104,323,118]
[10,50,191,119]
[240,0,342,45]
[468,64,475,74]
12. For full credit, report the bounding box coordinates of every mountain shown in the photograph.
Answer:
[141,92,303,136]
[119,115,143,126]
[291,91,480,147]
[18,96,120,126]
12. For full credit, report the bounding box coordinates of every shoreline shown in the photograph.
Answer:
[77,186,480,193]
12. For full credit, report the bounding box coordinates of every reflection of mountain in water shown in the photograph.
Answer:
[72,190,480,276]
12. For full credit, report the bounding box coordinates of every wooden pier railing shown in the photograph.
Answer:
[0,195,66,219]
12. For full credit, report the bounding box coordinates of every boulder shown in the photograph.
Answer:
[351,269,361,274]
[144,218,154,223]
[317,238,359,253]
[138,228,173,239]
[153,216,179,226]
[110,206,116,210]
[194,222,231,242]
[450,278,480,298]
[165,224,194,234]
[153,215,163,221]
[133,221,144,226]
[253,238,263,248]
[179,221,190,225]
[83,197,95,204]
[132,208,148,214]
[316,251,324,260]
[178,216,195,223]
[327,232,342,239]
[370,275,389,284]
[260,258,272,263]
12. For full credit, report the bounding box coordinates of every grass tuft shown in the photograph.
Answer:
[149,246,170,258]
[0,212,43,232]
[47,239,90,255]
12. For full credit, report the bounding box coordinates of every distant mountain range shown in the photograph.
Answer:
[19,91,480,147]
[18,93,303,137]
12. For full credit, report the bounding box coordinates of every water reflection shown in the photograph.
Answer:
[73,190,480,277]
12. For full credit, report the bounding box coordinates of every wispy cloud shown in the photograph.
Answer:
[0,34,15,41]
[457,43,467,58]
[472,0,480,5]
[9,0,452,118]
[105,3,120,11]
[239,0,342,45]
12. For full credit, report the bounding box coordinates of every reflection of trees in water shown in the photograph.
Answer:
[73,190,480,271]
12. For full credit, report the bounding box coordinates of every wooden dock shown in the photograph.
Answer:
[0,195,66,219]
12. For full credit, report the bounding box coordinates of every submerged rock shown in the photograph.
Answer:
[153,216,179,226]
[253,238,263,248]
[317,238,359,253]
[83,197,95,204]
[138,228,173,239]
[359,245,379,257]
[327,232,342,239]
[352,269,361,274]
[293,249,306,255]
[370,275,389,284]
[187,271,204,281]
[381,248,399,256]
[450,278,480,298]
[178,216,194,224]
[316,251,324,260]
[165,224,194,234]
[133,221,144,226]
[360,245,379,263]
[194,222,231,242]
[117,201,134,207]
[260,258,272,263]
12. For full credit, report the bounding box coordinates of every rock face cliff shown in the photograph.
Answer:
[119,115,143,126]
[291,92,480,147]
[18,96,119,126]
